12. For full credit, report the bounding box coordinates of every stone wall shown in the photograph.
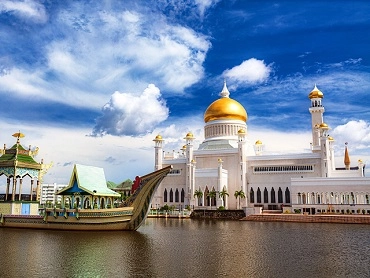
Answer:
[243,214,370,224]
[190,209,245,220]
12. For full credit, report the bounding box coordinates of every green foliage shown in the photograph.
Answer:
[207,189,217,198]
[234,190,245,209]
[234,190,246,199]
[217,206,225,211]
[194,189,203,198]
[161,204,170,211]
[219,188,229,199]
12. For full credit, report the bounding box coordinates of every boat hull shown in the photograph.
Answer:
[0,207,134,231]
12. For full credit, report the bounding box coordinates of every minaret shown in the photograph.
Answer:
[308,85,324,152]
[153,135,164,170]
[184,132,195,205]
[237,128,247,207]
[328,136,336,172]
[254,140,264,155]
[319,123,331,177]
[344,143,351,170]
[358,159,365,177]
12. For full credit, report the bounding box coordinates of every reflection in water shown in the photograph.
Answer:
[0,219,369,277]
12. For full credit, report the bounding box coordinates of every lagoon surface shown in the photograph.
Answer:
[0,218,369,278]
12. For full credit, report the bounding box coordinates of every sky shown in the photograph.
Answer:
[0,0,370,185]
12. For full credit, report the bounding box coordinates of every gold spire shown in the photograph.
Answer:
[344,143,350,168]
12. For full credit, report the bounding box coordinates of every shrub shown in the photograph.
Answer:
[218,206,225,211]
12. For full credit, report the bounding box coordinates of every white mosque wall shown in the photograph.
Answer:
[291,177,370,212]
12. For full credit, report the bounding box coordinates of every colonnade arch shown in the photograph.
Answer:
[250,187,291,205]
[296,191,370,205]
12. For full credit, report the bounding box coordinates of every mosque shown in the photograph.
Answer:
[152,83,370,215]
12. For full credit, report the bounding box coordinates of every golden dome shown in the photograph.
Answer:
[319,123,329,129]
[184,132,194,139]
[255,140,263,145]
[204,82,247,123]
[238,129,246,134]
[153,134,163,141]
[308,85,324,99]
[328,136,334,141]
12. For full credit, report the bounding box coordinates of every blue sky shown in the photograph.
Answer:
[0,0,370,184]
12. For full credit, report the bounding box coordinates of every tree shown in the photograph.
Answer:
[194,189,203,206]
[219,188,229,207]
[234,190,246,209]
[207,189,217,208]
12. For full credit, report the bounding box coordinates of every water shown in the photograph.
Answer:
[0,218,369,278]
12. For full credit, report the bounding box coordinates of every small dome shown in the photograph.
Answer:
[184,132,194,139]
[319,123,329,129]
[153,134,163,141]
[238,129,246,134]
[328,136,334,141]
[255,140,263,145]
[308,85,324,99]
[204,82,247,123]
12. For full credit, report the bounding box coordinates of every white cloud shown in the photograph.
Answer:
[195,0,220,17]
[50,7,210,94]
[0,3,211,110]
[0,0,47,23]
[223,58,272,86]
[331,120,370,154]
[92,84,169,136]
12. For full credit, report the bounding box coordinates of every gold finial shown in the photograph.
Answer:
[12,131,25,144]
[220,80,230,98]
[344,143,350,167]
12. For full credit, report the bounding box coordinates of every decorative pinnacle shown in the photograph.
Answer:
[220,80,230,98]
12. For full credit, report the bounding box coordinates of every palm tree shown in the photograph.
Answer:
[218,188,229,208]
[234,190,246,209]
[194,189,203,206]
[207,189,217,208]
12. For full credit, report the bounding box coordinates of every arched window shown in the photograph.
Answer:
[278,187,283,203]
[83,197,90,209]
[250,188,254,203]
[264,187,268,203]
[257,187,261,203]
[285,187,291,203]
[204,187,210,206]
[271,187,276,203]
[211,187,217,206]
[181,188,185,202]
[164,189,168,202]
[169,189,173,202]
[175,189,179,202]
